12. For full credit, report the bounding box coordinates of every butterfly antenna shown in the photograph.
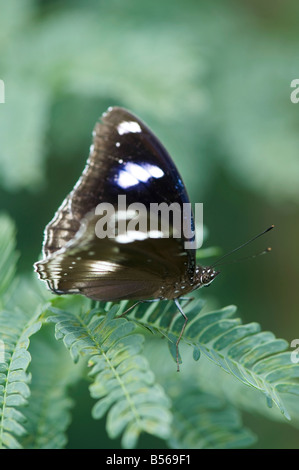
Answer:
[212,225,274,268]
[213,247,272,267]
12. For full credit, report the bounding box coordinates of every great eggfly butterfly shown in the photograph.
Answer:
[34,106,219,370]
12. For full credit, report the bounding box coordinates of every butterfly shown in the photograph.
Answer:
[34,106,219,370]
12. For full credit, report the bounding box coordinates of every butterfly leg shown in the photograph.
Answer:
[116,301,144,318]
[117,299,160,318]
[174,298,188,372]
[178,296,194,307]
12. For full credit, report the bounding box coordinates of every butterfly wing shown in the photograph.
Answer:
[36,212,191,300]
[36,107,196,300]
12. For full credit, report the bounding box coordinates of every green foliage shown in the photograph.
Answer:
[0,310,41,449]
[0,215,42,449]
[121,300,299,421]
[1,213,299,448]
[1,0,299,203]
[20,331,84,449]
[0,213,299,448]
[0,214,19,308]
[167,381,256,449]
[1,0,299,450]
[47,297,172,449]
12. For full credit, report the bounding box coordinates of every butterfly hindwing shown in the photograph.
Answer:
[36,212,191,300]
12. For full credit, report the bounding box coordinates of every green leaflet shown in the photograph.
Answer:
[123,298,298,420]
[0,214,43,449]
[0,214,19,308]
[142,346,256,449]
[168,383,256,449]
[20,331,84,449]
[1,212,298,448]
[47,297,172,448]
[0,308,42,449]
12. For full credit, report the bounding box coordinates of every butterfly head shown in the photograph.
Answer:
[197,266,220,288]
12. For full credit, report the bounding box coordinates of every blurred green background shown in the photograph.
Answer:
[1,0,299,448]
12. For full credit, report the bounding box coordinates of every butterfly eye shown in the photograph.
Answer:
[201,269,219,285]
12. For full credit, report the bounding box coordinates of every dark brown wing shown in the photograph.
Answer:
[36,213,190,301]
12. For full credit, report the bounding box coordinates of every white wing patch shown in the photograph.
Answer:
[117,120,142,135]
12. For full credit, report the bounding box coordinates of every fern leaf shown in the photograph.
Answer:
[0,214,42,449]
[21,330,84,449]
[0,308,42,448]
[124,299,298,420]
[47,297,172,448]
[168,381,256,449]
[0,214,19,308]
[142,343,256,449]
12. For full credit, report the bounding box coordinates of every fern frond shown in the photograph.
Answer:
[21,330,84,449]
[47,297,172,448]
[143,340,257,449]
[0,308,42,448]
[0,214,43,449]
[0,214,19,308]
[181,352,299,428]
[123,299,299,420]
[167,380,256,449]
